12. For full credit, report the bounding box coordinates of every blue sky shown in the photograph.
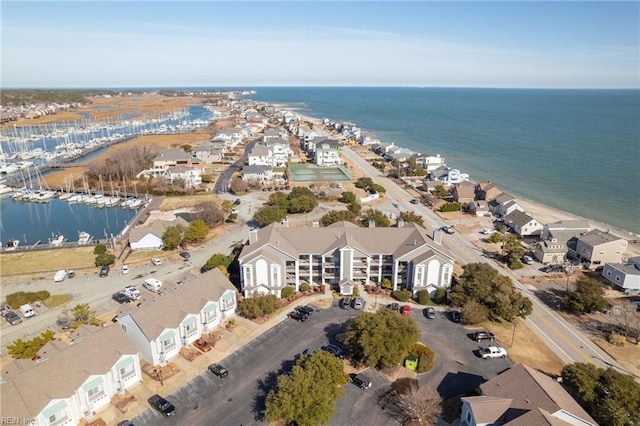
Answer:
[2,1,638,88]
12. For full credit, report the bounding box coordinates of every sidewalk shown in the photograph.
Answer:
[98,289,333,424]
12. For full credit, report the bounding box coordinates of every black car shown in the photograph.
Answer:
[473,330,495,342]
[410,198,419,204]
[117,421,135,426]
[56,318,71,330]
[99,265,109,277]
[208,363,229,378]
[179,251,191,260]
[112,292,132,304]
[296,305,315,316]
[233,198,241,206]
[287,310,308,322]
[387,302,400,312]
[541,264,565,273]
[147,394,176,417]
[349,373,372,389]
[5,311,22,325]
[321,344,345,359]
[450,311,462,323]
[340,296,353,309]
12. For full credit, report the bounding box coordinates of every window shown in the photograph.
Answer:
[119,363,136,380]
[221,295,235,311]
[204,309,217,323]
[163,336,176,351]
[415,266,424,286]
[48,410,69,426]
[184,322,197,337]
[244,266,253,286]
[87,384,105,401]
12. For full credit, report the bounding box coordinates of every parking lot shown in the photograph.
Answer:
[133,301,512,425]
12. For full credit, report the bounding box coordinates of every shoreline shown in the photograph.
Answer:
[287,108,640,256]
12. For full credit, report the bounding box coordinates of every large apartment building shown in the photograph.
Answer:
[238,221,454,298]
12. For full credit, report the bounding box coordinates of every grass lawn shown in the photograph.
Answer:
[159,194,222,211]
[43,294,71,308]
[0,247,96,278]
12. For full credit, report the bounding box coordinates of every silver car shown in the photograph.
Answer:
[353,297,365,310]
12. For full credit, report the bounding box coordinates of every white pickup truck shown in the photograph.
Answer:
[479,346,507,359]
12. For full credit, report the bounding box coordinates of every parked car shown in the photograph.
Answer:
[179,251,191,260]
[387,302,400,312]
[522,255,534,265]
[479,346,508,359]
[349,373,372,389]
[112,292,132,304]
[450,310,462,323]
[99,265,109,277]
[208,363,229,377]
[473,330,495,342]
[321,344,345,359]
[400,305,412,316]
[442,225,455,234]
[296,305,315,316]
[194,338,212,352]
[147,394,176,417]
[67,270,76,278]
[541,264,564,273]
[287,310,308,322]
[117,421,135,426]
[151,258,162,266]
[424,307,436,319]
[410,198,419,204]
[56,318,71,330]
[340,296,353,309]
[5,311,22,325]
[480,228,497,235]
[233,198,241,206]
[352,297,365,310]
[121,265,129,274]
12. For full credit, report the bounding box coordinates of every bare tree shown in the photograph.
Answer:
[379,379,443,425]
[193,201,225,227]
[611,300,640,343]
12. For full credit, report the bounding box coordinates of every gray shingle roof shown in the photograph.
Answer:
[578,229,624,247]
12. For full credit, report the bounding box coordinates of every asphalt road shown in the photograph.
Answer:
[340,145,620,372]
[214,139,259,194]
[133,302,512,426]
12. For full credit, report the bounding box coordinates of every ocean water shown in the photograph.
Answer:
[243,87,640,235]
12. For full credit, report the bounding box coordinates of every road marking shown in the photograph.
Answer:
[532,309,594,364]
[525,317,574,364]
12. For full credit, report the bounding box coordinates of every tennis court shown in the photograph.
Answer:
[288,163,352,182]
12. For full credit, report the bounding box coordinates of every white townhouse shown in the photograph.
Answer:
[239,221,455,298]
[247,143,272,166]
[215,126,245,148]
[242,165,274,184]
[1,325,142,426]
[115,268,237,366]
[314,139,343,166]
[265,137,292,167]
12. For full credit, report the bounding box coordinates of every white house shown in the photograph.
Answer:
[602,257,640,295]
[192,141,226,164]
[314,139,343,166]
[239,221,454,298]
[115,268,237,366]
[0,324,142,426]
[427,166,469,186]
[149,149,193,176]
[164,165,203,188]
[242,165,274,184]
[503,210,542,237]
[247,143,271,166]
[128,216,189,251]
[489,193,523,217]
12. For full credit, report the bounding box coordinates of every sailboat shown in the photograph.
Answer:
[102,176,121,207]
[58,175,74,200]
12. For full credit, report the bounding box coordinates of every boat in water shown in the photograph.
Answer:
[4,239,20,251]
[77,231,92,245]
[48,234,66,247]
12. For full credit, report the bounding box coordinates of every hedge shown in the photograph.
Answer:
[392,289,413,302]
[281,286,294,298]
[409,343,436,373]
[6,291,51,309]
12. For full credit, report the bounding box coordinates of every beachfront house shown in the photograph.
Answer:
[0,324,142,426]
[460,364,597,426]
[489,193,523,217]
[114,269,237,366]
[541,220,593,241]
[314,139,343,166]
[452,181,476,204]
[238,221,454,298]
[475,181,502,201]
[469,200,490,217]
[241,165,274,185]
[128,216,189,251]
[602,257,640,295]
[427,166,469,186]
[503,210,543,237]
[570,229,628,270]
[534,239,570,265]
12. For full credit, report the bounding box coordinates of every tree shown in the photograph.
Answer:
[7,329,57,359]
[504,234,525,269]
[229,177,248,194]
[460,300,489,324]
[239,295,279,319]
[399,211,425,227]
[566,276,609,314]
[95,253,116,266]
[338,191,357,204]
[417,289,430,305]
[203,253,232,273]
[432,185,448,198]
[287,187,318,213]
[345,309,419,369]
[268,191,289,211]
[355,177,374,189]
[360,209,391,227]
[192,201,225,227]
[561,363,640,426]
[408,343,437,373]
[93,244,107,255]
[162,224,185,250]
[392,289,413,302]
[180,144,192,152]
[380,380,442,425]
[265,351,348,426]
[281,286,294,298]
[183,219,209,244]
[253,205,287,227]
[319,210,357,227]
[71,303,97,326]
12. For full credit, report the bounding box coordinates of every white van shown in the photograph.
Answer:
[54,270,68,282]
[19,304,35,318]
[143,278,163,293]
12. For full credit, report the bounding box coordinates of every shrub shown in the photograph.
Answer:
[299,282,311,292]
[460,300,489,325]
[281,286,294,299]
[95,253,116,266]
[432,287,447,304]
[509,259,524,270]
[381,278,392,290]
[439,202,461,212]
[392,289,413,302]
[239,294,279,319]
[608,332,626,347]
[409,343,437,373]
[93,244,107,255]
[417,289,430,305]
